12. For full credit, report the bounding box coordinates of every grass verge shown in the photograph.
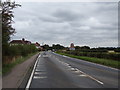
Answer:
[2,52,39,75]
[56,52,120,69]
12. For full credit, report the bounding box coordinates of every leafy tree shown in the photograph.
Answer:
[1,1,21,58]
[42,44,50,51]
[75,46,81,50]
[115,47,120,52]
[80,46,90,50]
[52,44,65,50]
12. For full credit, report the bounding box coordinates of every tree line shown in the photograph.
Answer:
[42,44,120,53]
[41,44,65,51]
[42,44,120,61]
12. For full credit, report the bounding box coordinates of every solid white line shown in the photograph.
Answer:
[25,54,41,89]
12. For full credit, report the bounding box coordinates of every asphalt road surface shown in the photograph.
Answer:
[26,51,119,88]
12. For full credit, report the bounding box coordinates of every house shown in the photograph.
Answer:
[69,43,75,50]
[33,42,43,51]
[10,38,43,51]
[10,38,31,46]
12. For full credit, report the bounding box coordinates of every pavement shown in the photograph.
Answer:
[26,51,119,88]
[2,53,39,88]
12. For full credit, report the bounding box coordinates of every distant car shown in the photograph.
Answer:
[52,49,55,52]
[48,50,51,52]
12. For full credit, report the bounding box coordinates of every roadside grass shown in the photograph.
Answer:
[56,52,120,69]
[0,71,1,75]
[2,52,39,75]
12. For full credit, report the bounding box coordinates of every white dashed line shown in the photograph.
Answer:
[79,74,87,77]
[35,69,41,71]
[60,54,119,71]
[70,68,76,70]
[76,69,104,85]
[74,70,80,73]
[33,76,47,79]
[87,74,104,85]
[35,69,45,72]
[55,54,104,85]
[34,72,46,75]
[67,65,71,68]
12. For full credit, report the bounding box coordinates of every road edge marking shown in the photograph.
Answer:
[25,53,41,89]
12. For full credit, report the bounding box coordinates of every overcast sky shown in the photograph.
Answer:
[12,2,118,47]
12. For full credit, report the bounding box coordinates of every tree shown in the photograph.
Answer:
[1,1,21,58]
[75,46,81,50]
[52,44,65,50]
[42,44,50,51]
[81,46,90,50]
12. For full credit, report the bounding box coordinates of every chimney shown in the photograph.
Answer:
[22,38,25,41]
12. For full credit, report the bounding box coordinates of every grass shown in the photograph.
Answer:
[56,52,120,69]
[0,71,1,75]
[2,52,39,75]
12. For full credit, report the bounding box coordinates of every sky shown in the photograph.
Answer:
[11,1,118,47]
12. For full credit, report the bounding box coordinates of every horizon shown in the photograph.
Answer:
[11,2,118,48]
[10,38,119,48]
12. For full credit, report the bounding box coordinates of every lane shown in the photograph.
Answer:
[30,52,79,88]
[28,51,119,88]
[51,52,119,88]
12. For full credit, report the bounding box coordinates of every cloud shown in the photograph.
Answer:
[53,9,82,21]
[12,2,118,47]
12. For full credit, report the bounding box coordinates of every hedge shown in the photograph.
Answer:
[60,51,119,61]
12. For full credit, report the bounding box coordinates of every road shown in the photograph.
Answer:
[26,51,119,88]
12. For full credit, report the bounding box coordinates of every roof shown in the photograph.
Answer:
[10,40,25,44]
[35,42,40,46]
[24,41,31,44]
[10,40,31,44]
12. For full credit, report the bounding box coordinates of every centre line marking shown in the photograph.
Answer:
[71,68,76,70]
[76,69,104,85]
[79,74,87,77]
[87,75,104,85]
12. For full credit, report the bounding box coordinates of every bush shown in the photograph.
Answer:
[61,51,119,61]
[8,44,38,57]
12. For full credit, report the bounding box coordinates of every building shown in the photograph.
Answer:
[33,42,43,51]
[69,43,75,50]
[10,38,43,51]
[10,38,31,46]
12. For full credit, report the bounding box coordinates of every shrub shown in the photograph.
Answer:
[61,51,119,61]
[8,44,37,57]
